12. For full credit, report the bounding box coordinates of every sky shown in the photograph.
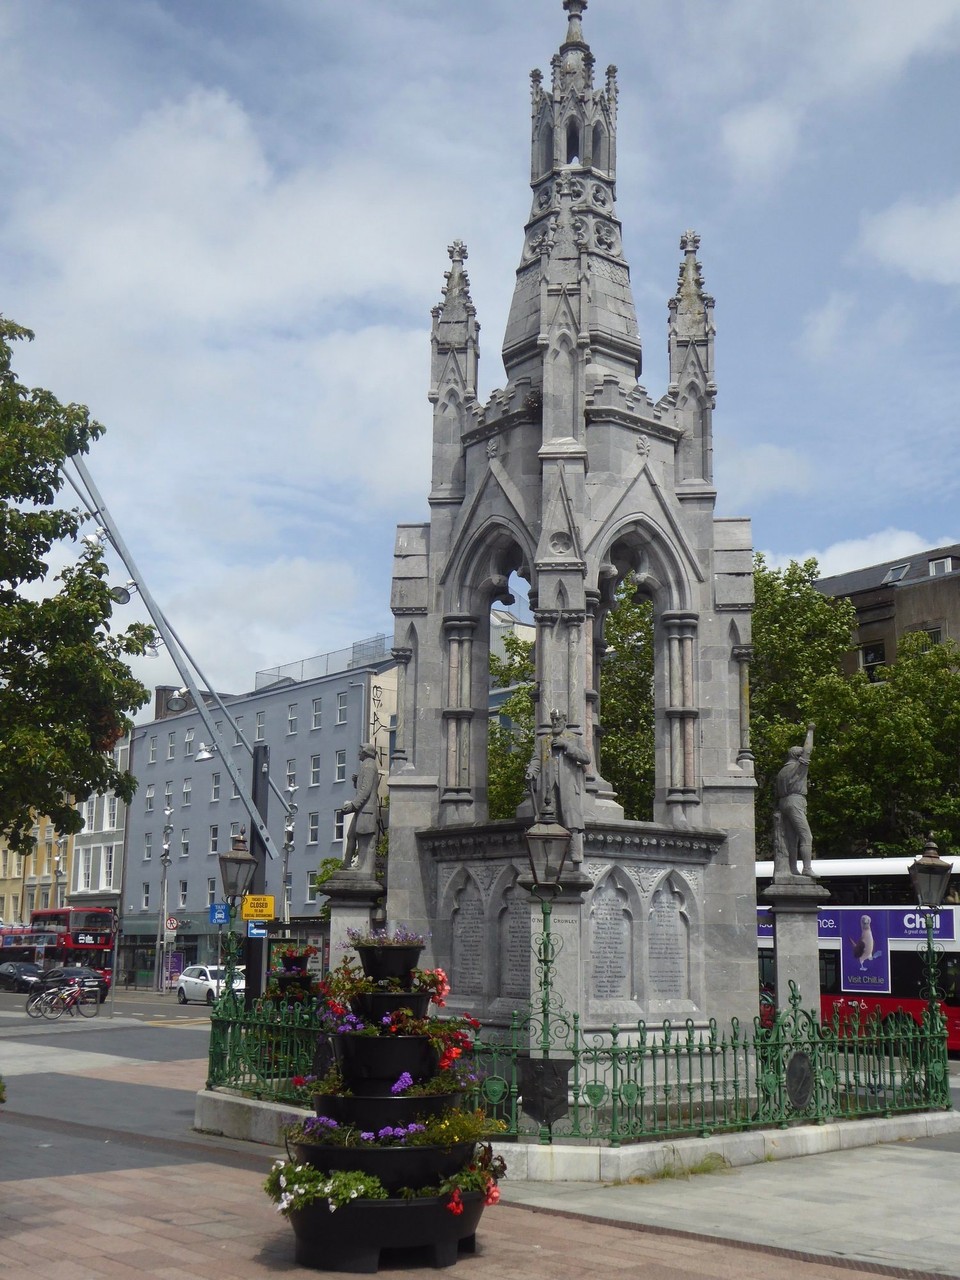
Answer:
[2,0,959,700]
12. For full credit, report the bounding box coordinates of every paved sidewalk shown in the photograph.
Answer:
[1,1018,959,1279]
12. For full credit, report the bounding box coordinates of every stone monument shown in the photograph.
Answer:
[763,724,829,1011]
[385,0,758,1033]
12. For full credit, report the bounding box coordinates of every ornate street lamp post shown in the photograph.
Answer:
[524,797,570,1060]
[908,835,954,1005]
[154,808,174,993]
[218,831,258,1006]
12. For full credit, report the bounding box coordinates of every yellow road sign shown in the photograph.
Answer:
[240,894,275,921]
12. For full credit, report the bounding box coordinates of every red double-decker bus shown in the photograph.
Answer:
[0,907,116,978]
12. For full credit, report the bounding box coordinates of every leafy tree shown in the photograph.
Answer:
[488,631,535,820]
[598,580,654,820]
[0,317,153,853]
[803,633,960,857]
[487,577,655,821]
[750,555,857,854]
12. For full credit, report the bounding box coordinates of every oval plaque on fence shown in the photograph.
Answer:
[785,1050,814,1110]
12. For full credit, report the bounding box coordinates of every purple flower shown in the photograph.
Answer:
[391,1072,413,1095]
[303,1115,339,1135]
[360,1131,375,1142]
[377,1126,398,1140]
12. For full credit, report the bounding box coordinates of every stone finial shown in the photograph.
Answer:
[448,240,468,265]
[563,0,588,44]
[680,229,701,255]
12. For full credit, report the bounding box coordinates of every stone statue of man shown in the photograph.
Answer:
[774,723,815,878]
[342,743,379,876]
[525,709,591,863]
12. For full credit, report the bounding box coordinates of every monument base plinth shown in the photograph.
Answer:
[763,877,830,1014]
[323,868,384,958]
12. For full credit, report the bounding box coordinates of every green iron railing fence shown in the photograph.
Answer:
[206,983,950,1144]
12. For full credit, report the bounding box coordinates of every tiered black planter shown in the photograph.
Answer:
[285,944,487,1272]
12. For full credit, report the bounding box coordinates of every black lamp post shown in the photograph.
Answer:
[908,835,954,1004]
[218,831,258,1005]
[524,796,570,1060]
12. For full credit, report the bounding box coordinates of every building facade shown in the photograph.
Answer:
[0,817,71,925]
[817,543,960,677]
[120,637,395,983]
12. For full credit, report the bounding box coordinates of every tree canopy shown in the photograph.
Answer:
[0,317,153,853]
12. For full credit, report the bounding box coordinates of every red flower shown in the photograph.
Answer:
[291,1076,307,1088]
[328,1000,346,1016]
[484,1178,500,1206]
[446,1188,464,1216]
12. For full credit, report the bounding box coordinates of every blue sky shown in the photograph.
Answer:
[2,0,958,694]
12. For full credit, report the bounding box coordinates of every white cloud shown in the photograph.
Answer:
[796,292,856,365]
[719,102,802,187]
[762,529,958,578]
[795,290,916,366]
[860,193,960,286]
[715,443,813,509]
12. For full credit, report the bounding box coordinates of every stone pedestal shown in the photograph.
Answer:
[322,868,383,963]
[762,878,830,1014]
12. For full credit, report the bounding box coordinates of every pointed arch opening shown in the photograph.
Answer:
[591,122,609,172]
[540,123,554,177]
[566,119,581,164]
[488,568,535,820]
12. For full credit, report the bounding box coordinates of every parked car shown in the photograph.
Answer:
[43,966,110,1002]
[176,964,245,1005]
[0,960,43,992]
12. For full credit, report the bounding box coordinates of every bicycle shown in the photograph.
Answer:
[29,983,99,1020]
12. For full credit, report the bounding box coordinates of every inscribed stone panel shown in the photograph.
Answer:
[452,878,484,997]
[589,877,631,1001]
[648,882,689,1001]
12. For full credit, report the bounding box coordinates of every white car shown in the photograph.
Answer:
[176,964,245,1005]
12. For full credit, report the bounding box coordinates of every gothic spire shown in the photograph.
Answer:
[501,0,640,390]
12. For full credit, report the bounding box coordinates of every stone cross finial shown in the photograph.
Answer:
[448,240,467,264]
[680,230,701,254]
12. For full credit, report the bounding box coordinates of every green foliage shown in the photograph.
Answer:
[750,555,857,854]
[265,1161,388,1214]
[487,583,655,821]
[0,317,153,852]
[598,579,655,820]
[488,630,535,819]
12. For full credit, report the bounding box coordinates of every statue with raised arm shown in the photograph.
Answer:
[342,743,379,876]
[525,708,591,864]
[774,723,815,879]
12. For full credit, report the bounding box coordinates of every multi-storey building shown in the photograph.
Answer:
[71,737,129,918]
[817,543,960,678]
[0,817,71,924]
[119,635,396,981]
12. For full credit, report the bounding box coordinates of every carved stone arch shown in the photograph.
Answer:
[644,868,702,1007]
[591,121,609,172]
[439,863,490,1000]
[492,863,532,1004]
[586,863,641,1005]
[599,516,694,615]
[447,517,533,619]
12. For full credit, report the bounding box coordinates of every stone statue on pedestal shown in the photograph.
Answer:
[526,709,591,863]
[773,724,815,879]
[343,743,379,876]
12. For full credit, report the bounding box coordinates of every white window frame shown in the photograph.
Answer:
[310,755,321,786]
[334,809,345,842]
[182,777,192,806]
[210,824,219,854]
[167,731,176,760]
[335,749,346,782]
[312,698,322,730]
[180,829,190,858]
[184,728,195,757]
[142,882,151,910]
[336,692,348,724]
[255,711,265,742]
[144,832,152,861]
[145,783,155,813]
[178,880,188,910]
[307,812,319,844]
[288,703,299,735]
[211,772,221,802]
[148,735,158,764]
[286,759,297,790]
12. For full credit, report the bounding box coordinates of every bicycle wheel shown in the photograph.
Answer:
[25,989,45,1018]
[40,990,66,1020]
[75,989,99,1018]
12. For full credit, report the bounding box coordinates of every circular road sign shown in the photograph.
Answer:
[165,916,179,932]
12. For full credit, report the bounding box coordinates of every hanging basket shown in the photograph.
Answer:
[332,1034,438,1087]
[313,1091,461,1130]
[288,1191,485,1271]
[289,1139,477,1195]
[349,991,430,1020]
[354,944,423,985]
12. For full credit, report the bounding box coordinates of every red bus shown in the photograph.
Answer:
[757,858,960,1051]
[0,907,116,980]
